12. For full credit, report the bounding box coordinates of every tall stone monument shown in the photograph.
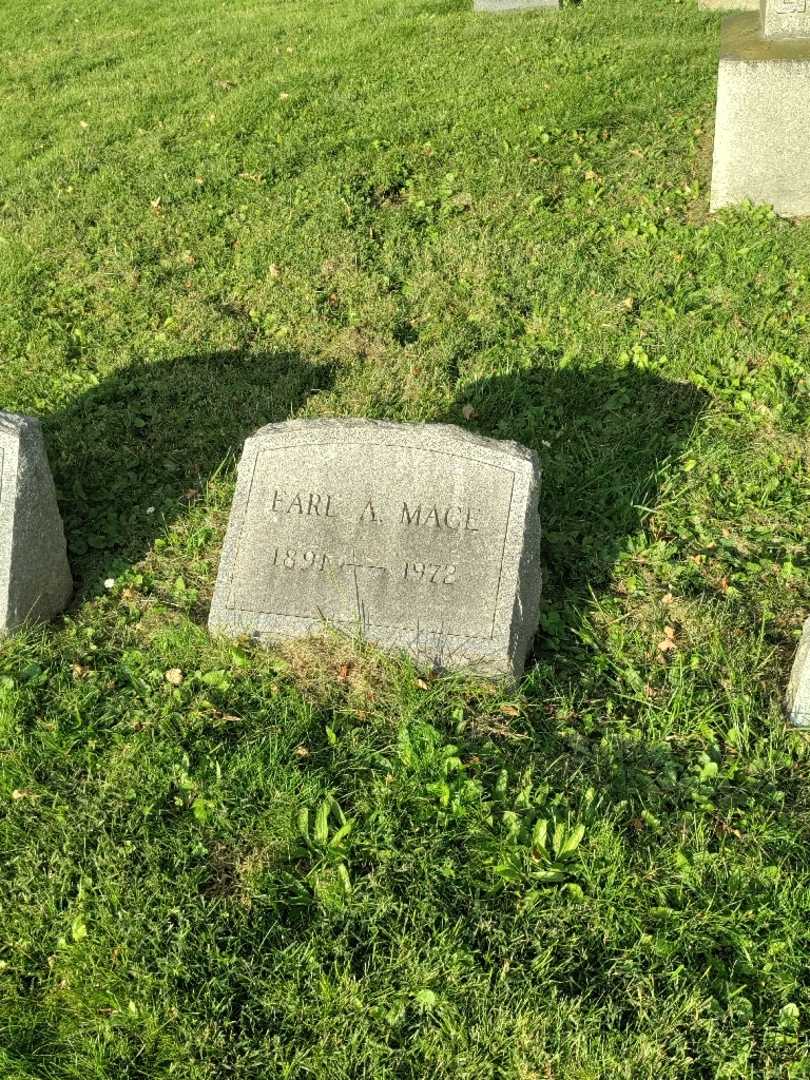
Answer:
[0,413,72,632]
[209,420,542,678]
[711,0,810,216]
[474,0,558,12]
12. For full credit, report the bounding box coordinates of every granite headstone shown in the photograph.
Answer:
[209,420,542,677]
[0,412,72,632]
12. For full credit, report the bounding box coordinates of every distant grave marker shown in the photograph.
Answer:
[210,421,542,677]
[711,0,810,216]
[0,413,72,633]
[473,0,558,12]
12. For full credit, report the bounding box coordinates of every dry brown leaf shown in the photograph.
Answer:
[499,703,520,717]
[715,817,743,839]
[337,662,352,683]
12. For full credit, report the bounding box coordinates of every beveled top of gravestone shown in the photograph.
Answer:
[721,11,810,59]
[209,420,542,677]
[0,411,72,631]
[761,0,810,39]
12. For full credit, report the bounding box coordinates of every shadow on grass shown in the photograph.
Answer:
[445,363,708,654]
[44,349,705,659]
[45,349,333,588]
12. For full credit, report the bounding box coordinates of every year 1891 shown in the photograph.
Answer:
[272,548,333,571]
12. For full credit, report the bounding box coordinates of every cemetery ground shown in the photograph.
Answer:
[0,0,809,1075]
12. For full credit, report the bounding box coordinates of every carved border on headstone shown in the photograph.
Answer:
[222,442,518,641]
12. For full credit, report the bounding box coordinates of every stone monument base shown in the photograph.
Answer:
[699,1,757,11]
[711,14,810,218]
[474,0,558,12]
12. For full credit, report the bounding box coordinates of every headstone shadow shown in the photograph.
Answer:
[45,349,334,589]
[446,363,708,661]
[43,350,705,666]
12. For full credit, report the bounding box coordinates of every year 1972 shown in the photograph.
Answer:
[269,547,456,585]
[403,562,457,585]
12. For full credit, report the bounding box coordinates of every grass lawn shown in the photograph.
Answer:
[1,0,809,1074]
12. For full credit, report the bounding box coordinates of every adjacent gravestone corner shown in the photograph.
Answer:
[0,411,72,633]
[209,420,542,679]
[786,617,810,727]
[710,1,810,217]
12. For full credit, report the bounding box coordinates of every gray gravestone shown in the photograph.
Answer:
[474,0,558,12]
[0,413,72,632]
[786,617,810,726]
[209,420,542,678]
[711,1,810,216]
